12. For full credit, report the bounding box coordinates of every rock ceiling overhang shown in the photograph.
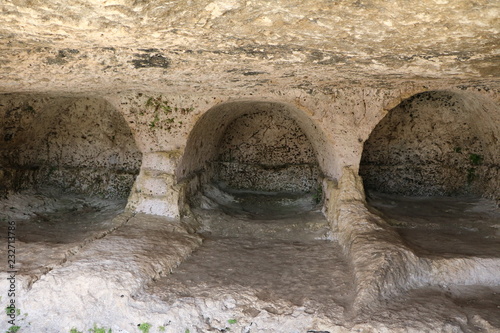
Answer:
[0,0,499,93]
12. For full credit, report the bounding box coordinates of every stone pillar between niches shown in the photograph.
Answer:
[127,151,183,218]
[324,166,425,312]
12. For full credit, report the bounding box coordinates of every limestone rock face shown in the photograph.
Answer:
[0,1,499,333]
[0,0,499,94]
[360,90,500,199]
[0,94,141,197]
[214,110,321,193]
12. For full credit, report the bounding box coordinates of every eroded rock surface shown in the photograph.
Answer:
[214,111,321,193]
[360,91,500,199]
[0,0,499,332]
[0,95,141,198]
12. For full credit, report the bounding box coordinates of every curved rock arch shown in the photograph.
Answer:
[0,94,142,198]
[360,89,499,199]
[176,99,336,212]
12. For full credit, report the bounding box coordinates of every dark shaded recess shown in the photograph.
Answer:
[138,48,160,53]
[0,96,142,199]
[360,91,496,197]
[243,71,268,76]
[132,53,170,69]
[45,48,80,65]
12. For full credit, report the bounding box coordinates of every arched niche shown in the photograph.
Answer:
[0,94,142,198]
[177,100,331,217]
[360,90,499,199]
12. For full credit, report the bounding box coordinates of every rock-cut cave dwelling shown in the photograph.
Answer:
[0,1,499,332]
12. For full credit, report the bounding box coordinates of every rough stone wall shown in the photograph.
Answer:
[126,151,185,217]
[170,99,334,213]
[0,95,142,198]
[214,111,321,193]
[1,0,498,95]
[360,91,500,199]
[0,2,498,331]
[105,87,498,217]
[323,167,500,316]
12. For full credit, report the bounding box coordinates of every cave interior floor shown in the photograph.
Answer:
[366,192,500,258]
[0,188,127,280]
[0,190,499,331]
[137,198,500,332]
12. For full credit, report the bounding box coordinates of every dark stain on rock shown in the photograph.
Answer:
[131,53,170,69]
[4,133,13,142]
[359,90,495,197]
[243,71,267,76]
[225,69,267,76]
[46,49,80,65]
[63,49,80,55]
[138,48,160,53]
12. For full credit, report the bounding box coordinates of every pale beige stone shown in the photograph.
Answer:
[0,1,499,331]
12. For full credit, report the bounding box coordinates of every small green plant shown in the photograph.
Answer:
[467,167,476,183]
[89,324,112,333]
[469,153,483,165]
[23,104,36,114]
[158,326,166,332]
[313,186,323,204]
[4,306,20,316]
[70,328,83,333]
[138,323,152,333]
[149,113,160,128]
[227,319,237,325]
[145,96,173,114]
[185,329,190,333]
[7,326,20,333]
[143,95,194,132]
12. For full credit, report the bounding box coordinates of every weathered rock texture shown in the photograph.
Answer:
[18,213,202,331]
[324,168,500,312]
[176,100,335,214]
[214,111,321,193]
[360,90,500,199]
[0,0,499,332]
[1,0,499,94]
[0,95,141,198]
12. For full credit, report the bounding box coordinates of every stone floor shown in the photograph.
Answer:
[368,192,500,258]
[0,189,499,332]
